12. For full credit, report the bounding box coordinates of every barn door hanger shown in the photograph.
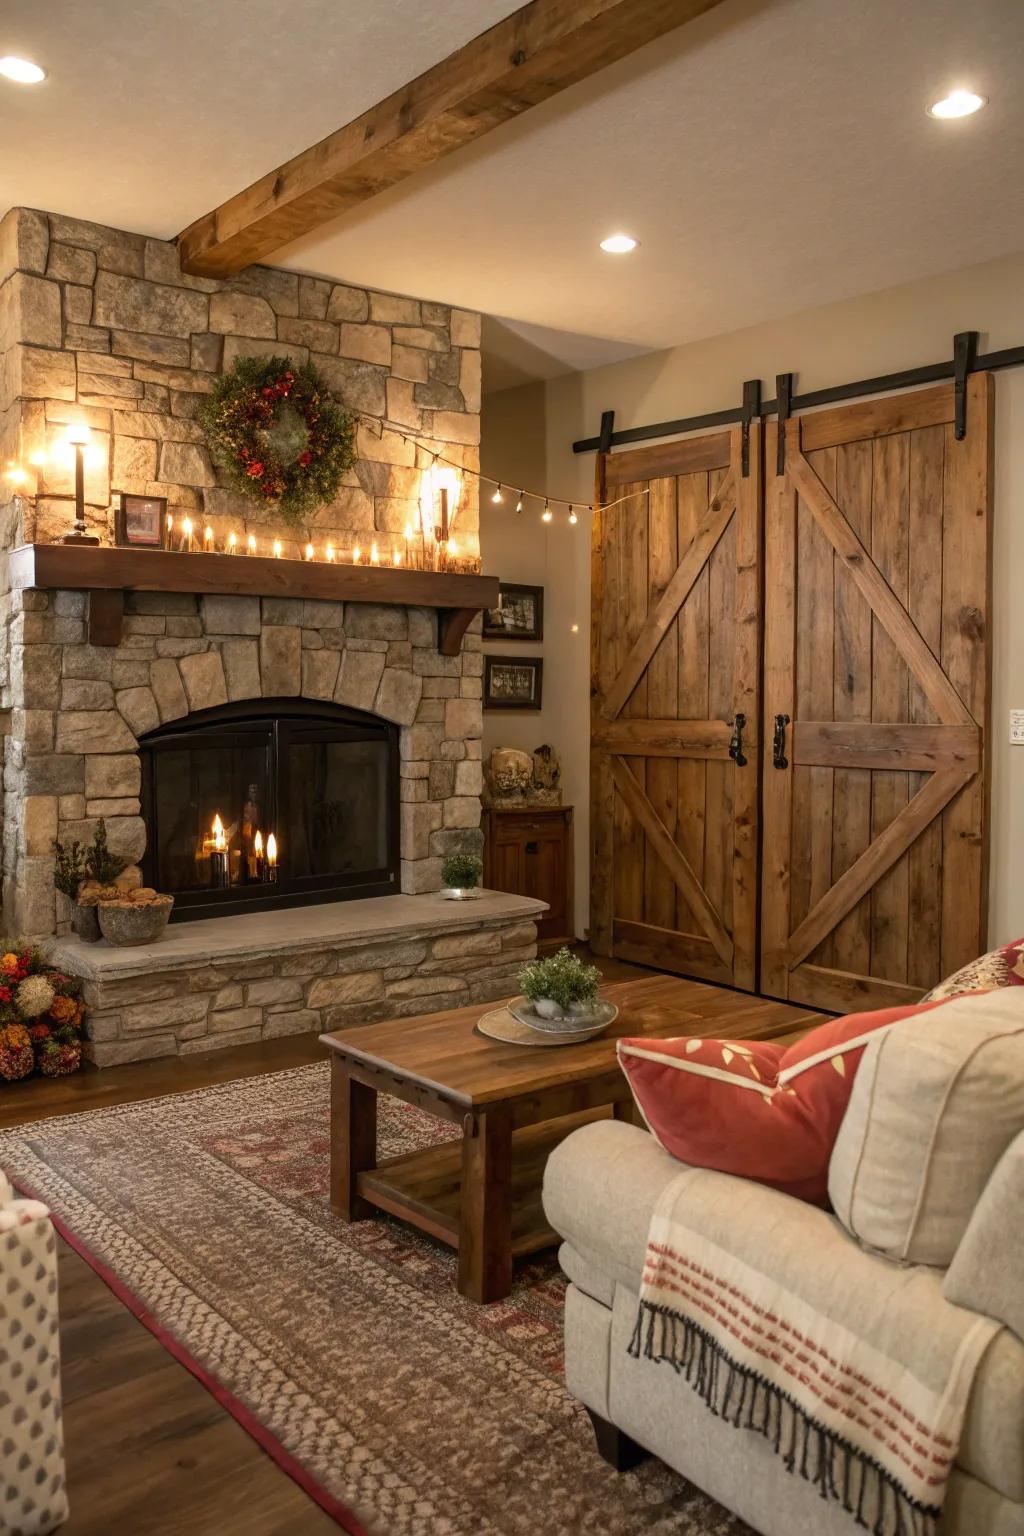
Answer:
[953,331,978,440]
[740,379,760,478]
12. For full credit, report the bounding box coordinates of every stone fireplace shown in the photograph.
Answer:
[0,206,546,1063]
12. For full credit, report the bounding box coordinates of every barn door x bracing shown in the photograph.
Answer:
[591,424,761,991]
[761,378,992,1011]
[590,379,992,1011]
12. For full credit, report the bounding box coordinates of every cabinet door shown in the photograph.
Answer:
[591,423,761,989]
[761,378,992,1012]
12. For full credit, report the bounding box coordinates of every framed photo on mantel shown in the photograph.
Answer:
[114,492,168,549]
[483,582,544,642]
[484,655,543,711]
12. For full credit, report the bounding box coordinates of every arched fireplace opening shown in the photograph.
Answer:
[139,699,400,920]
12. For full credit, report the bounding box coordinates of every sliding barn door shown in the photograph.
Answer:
[761,378,992,1011]
[591,424,761,990]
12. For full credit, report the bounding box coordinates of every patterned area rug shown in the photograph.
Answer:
[0,1065,751,1536]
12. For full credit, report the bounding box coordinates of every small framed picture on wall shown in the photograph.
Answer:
[114,493,168,549]
[483,582,544,642]
[484,655,543,710]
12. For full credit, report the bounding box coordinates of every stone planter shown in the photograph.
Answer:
[98,897,174,947]
[70,902,101,944]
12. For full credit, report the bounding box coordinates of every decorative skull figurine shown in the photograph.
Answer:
[484,747,534,806]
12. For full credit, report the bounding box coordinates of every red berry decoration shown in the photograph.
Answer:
[199,355,356,524]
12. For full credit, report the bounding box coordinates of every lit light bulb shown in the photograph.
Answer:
[568,506,578,525]
[4,463,27,486]
[65,422,91,448]
[272,539,282,559]
[491,485,503,504]
[247,533,257,555]
[227,530,237,553]
[370,542,380,565]
[515,492,524,514]
[326,543,335,563]
[541,501,552,523]
[305,542,315,561]
[570,623,580,634]
[929,89,986,119]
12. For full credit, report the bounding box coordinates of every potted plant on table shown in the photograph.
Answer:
[53,835,97,942]
[518,947,602,1022]
[439,853,484,901]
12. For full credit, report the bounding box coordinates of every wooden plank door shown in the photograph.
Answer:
[591,424,761,990]
[761,377,993,1012]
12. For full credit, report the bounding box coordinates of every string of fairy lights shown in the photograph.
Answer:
[371,414,651,525]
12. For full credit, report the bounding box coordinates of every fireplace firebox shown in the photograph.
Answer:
[139,700,400,919]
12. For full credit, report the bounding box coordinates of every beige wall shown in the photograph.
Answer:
[481,248,1024,946]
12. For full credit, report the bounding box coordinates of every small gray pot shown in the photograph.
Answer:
[98,898,174,947]
[70,902,101,944]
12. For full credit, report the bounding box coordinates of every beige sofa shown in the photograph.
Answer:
[542,1005,1024,1536]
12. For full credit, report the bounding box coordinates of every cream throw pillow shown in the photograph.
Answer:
[828,990,1024,1266]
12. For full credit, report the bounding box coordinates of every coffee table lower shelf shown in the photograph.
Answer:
[356,1107,607,1262]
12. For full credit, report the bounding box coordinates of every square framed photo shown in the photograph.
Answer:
[484,655,543,711]
[114,493,168,549]
[483,582,544,642]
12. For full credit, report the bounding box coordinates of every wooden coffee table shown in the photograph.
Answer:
[321,974,819,1302]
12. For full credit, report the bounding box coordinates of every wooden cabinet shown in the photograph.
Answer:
[482,807,574,953]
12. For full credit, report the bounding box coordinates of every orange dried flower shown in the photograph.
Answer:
[49,994,78,1025]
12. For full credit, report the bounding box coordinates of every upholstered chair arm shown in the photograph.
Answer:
[943,1129,1024,1341]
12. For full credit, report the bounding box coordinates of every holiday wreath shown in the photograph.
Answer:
[198,355,357,523]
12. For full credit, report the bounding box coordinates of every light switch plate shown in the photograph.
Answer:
[1010,709,1024,745]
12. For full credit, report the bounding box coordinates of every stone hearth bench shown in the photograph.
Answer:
[46,891,546,1066]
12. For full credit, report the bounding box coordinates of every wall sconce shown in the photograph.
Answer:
[61,423,100,545]
[420,463,462,571]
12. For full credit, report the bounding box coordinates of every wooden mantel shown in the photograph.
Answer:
[7,544,498,656]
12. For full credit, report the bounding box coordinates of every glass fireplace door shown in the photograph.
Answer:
[140,701,399,919]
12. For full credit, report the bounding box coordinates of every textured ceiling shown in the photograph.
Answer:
[3,0,1023,388]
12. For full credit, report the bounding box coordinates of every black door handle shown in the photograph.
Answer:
[728,713,747,767]
[772,713,790,770]
[525,841,539,854]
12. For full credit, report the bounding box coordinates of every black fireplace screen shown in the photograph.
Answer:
[139,700,400,918]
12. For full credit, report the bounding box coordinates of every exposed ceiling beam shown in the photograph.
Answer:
[177,0,724,278]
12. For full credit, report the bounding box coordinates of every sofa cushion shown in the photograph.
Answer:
[924,936,1024,1001]
[545,1121,1024,1503]
[615,1004,919,1203]
[829,989,1024,1265]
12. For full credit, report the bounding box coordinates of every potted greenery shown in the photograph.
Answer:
[439,853,484,901]
[518,947,602,1021]
[53,820,129,943]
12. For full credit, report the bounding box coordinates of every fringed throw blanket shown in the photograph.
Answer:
[630,1175,998,1536]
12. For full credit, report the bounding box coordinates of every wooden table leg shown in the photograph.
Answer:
[330,1057,377,1220]
[457,1106,513,1303]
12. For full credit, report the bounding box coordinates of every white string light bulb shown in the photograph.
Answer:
[516,492,524,513]
[541,500,552,523]
[568,506,578,525]
[491,485,503,504]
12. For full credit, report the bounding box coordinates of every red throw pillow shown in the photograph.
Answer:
[924,936,1024,1001]
[617,1000,949,1205]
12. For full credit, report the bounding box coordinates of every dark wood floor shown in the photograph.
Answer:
[2,946,655,1535]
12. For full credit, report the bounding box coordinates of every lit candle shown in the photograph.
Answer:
[166,510,174,539]
[181,516,193,552]
[227,530,237,554]
[4,463,28,487]
[247,533,257,556]
[203,525,214,551]
[305,542,315,561]
[266,832,278,883]
[273,539,282,559]
[392,547,402,566]
[253,828,264,881]
[352,544,361,564]
[370,542,380,566]
[209,813,229,888]
[326,543,335,563]
[403,523,412,569]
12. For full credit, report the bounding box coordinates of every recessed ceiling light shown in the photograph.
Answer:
[600,233,638,254]
[928,89,986,119]
[0,56,47,84]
